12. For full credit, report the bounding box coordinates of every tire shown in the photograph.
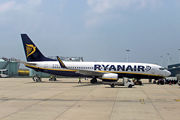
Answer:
[49,76,56,81]
[153,80,156,84]
[111,83,115,88]
[139,81,142,85]
[32,76,36,81]
[33,76,41,82]
[128,85,132,88]
[90,78,97,84]
[37,78,41,82]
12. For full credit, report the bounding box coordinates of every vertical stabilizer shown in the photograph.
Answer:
[21,34,55,62]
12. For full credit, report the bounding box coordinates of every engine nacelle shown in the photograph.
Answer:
[102,73,118,82]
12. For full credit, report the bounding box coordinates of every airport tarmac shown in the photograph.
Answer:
[0,78,180,120]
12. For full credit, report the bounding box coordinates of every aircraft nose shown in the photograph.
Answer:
[166,70,171,77]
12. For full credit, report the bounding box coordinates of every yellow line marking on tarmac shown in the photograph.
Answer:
[139,99,145,104]
[175,99,180,102]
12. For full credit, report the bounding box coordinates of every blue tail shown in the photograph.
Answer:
[21,34,56,62]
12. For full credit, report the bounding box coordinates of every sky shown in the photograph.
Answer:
[0,0,180,67]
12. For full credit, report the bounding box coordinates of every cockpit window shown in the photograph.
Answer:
[159,67,166,70]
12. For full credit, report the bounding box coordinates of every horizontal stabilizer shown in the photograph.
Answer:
[76,69,103,77]
[2,57,36,66]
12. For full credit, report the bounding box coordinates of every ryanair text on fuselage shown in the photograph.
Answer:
[94,64,151,72]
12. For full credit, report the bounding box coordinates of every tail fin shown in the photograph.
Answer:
[21,34,55,62]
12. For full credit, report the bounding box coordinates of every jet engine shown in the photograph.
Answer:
[102,73,118,82]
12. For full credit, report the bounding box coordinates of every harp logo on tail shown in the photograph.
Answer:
[26,44,36,57]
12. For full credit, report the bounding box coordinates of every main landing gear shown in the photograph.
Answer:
[32,75,57,82]
[49,75,57,81]
[32,75,42,82]
[90,78,98,84]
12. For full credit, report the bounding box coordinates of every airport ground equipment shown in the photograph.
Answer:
[153,77,178,85]
[176,74,180,81]
[165,77,178,84]
[176,75,180,86]
[0,58,10,78]
[149,79,152,83]
[0,69,8,78]
[104,77,134,88]
[133,79,142,85]
[18,69,29,76]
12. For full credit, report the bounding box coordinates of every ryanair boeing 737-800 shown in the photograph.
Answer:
[21,34,171,86]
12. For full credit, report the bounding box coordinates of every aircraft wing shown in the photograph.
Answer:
[75,69,104,77]
[15,60,37,66]
[56,56,105,77]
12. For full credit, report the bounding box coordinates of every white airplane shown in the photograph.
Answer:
[21,34,171,85]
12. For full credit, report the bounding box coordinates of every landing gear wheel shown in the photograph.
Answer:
[90,78,97,84]
[153,80,157,84]
[149,79,152,83]
[110,83,115,88]
[49,76,56,81]
[139,81,142,85]
[128,84,132,88]
[33,75,41,82]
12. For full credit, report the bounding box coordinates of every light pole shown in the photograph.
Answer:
[160,56,163,66]
[126,49,130,62]
[178,49,180,63]
[167,53,170,67]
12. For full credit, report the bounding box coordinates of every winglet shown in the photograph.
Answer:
[57,56,67,68]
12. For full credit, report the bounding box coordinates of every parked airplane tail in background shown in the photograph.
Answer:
[21,34,55,62]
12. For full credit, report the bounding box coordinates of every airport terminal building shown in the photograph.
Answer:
[168,63,180,77]
[0,58,19,77]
